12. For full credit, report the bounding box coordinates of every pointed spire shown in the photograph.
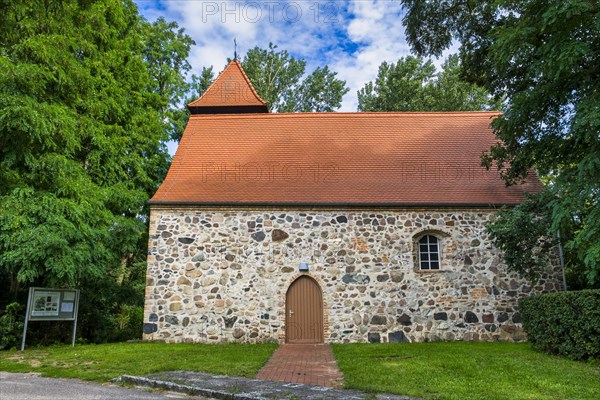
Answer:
[234,38,237,61]
[188,60,268,114]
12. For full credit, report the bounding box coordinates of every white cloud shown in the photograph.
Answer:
[136,0,420,112]
[331,1,411,110]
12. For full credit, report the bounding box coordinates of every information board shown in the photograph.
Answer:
[21,287,80,350]
[27,288,79,321]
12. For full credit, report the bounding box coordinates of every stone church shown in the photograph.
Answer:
[142,60,562,344]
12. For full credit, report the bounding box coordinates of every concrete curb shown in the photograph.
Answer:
[117,375,251,400]
[115,372,420,400]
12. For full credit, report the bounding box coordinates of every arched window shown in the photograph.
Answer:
[418,235,440,270]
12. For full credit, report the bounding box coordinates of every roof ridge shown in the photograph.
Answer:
[189,111,502,120]
[230,60,267,106]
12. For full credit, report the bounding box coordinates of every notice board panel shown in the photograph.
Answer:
[27,288,79,321]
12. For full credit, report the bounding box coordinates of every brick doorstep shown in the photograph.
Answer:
[255,344,343,388]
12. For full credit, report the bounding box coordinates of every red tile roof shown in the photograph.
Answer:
[151,112,542,206]
[187,60,267,110]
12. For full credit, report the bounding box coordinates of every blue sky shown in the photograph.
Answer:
[133,0,431,111]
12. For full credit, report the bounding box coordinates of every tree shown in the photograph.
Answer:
[485,190,596,290]
[184,66,215,109]
[240,43,349,112]
[431,55,500,111]
[484,191,558,285]
[358,56,435,112]
[357,54,498,111]
[0,0,174,340]
[291,66,351,112]
[165,66,216,143]
[401,0,600,285]
[142,17,195,142]
[190,66,216,99]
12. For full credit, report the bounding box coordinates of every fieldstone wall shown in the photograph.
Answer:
[143,207,563,344]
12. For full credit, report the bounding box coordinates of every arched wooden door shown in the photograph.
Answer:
[285,276,324,343]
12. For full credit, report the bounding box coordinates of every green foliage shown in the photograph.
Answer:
[358,56,436,112]
[292,66,350,112]
[173,66,216,142]
[190,66,215,100]
[240,43,349,112]
[0,0,165,287]
[0,303,24,350]
[520,290,600,361]
[486,188,599,289]
[485,191,557,283]
[0,0,190,343]
[76,260,147,343]
[357,54,498,112]
[142,17,195,142]
[401,0,600,284]
[431,55,501,111]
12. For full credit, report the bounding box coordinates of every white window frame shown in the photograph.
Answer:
[418,234,441,270]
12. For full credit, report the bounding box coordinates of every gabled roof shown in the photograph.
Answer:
[151,112,543,206]
[187,60,268,114]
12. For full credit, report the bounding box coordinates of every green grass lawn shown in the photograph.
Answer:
[332,342,600,400]
[2,341,598,400]
[0,342,276,381]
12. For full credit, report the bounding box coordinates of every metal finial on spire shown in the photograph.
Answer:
[234,38,237,60]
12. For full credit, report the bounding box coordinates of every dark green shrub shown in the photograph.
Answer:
[0,302,24,350]
[520,290,600,360]
[111,305,144,342]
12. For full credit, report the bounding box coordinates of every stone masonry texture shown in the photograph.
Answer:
[143,207,563,344]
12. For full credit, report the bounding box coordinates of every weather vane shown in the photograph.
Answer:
[234,38,237,60]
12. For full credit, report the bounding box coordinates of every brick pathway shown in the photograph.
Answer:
[255,344,344,388]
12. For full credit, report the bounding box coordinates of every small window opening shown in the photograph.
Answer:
[418,235,440,270]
